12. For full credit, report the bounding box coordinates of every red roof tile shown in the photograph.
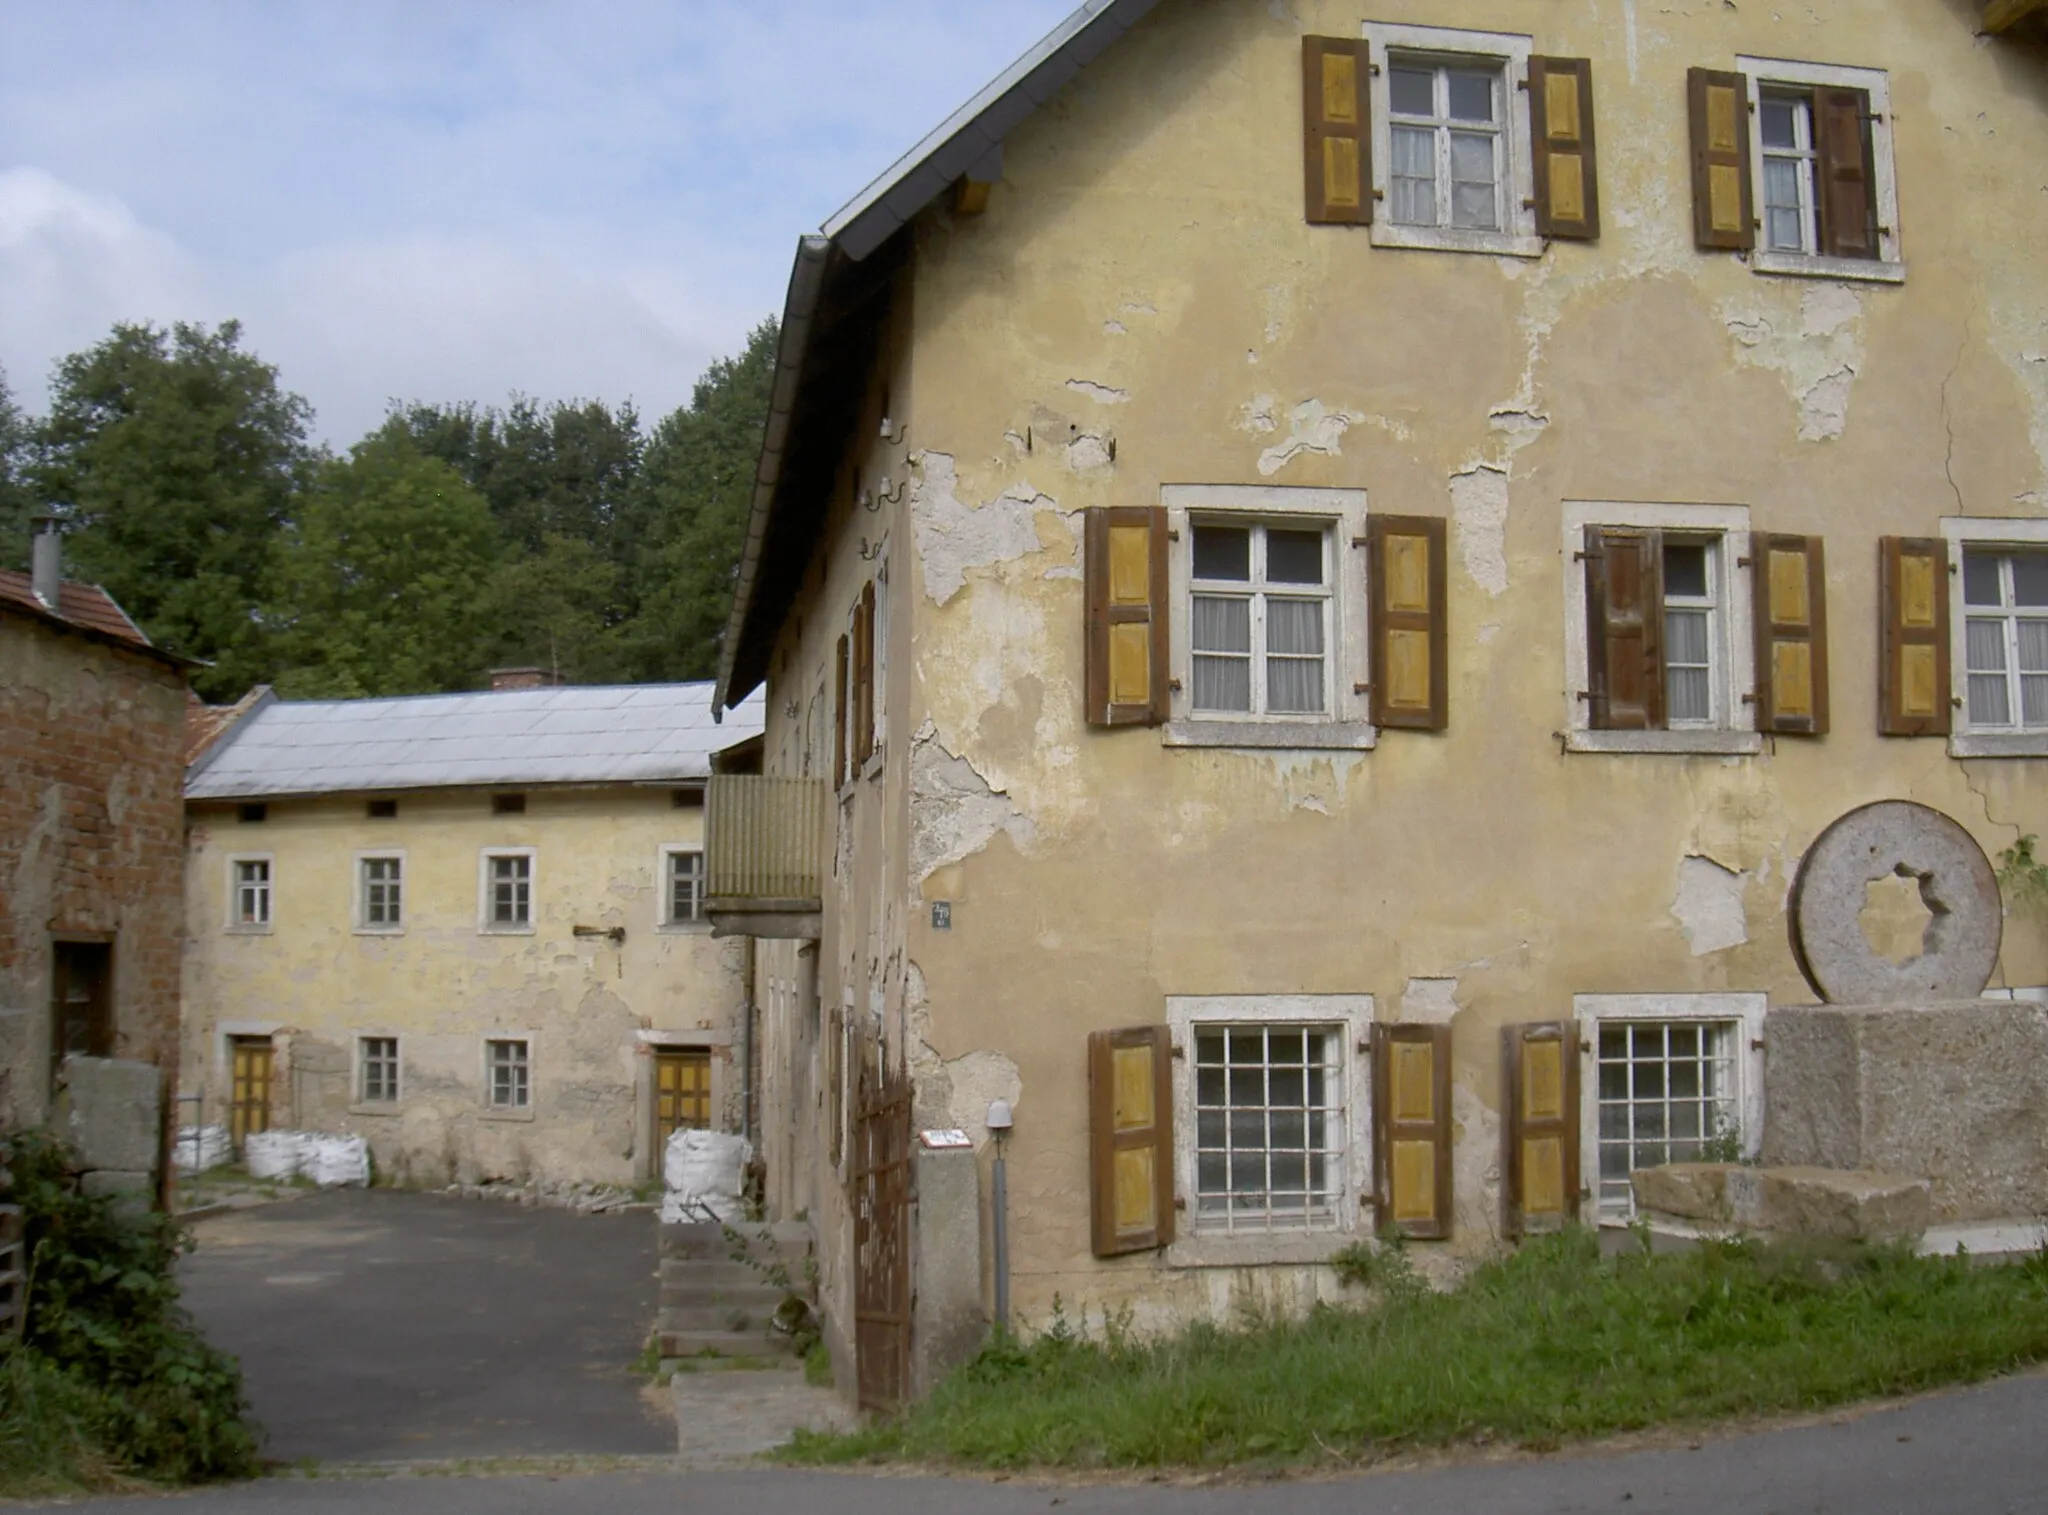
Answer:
[0,568,180,664]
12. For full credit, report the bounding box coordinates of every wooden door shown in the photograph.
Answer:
[653,1049,712,1153]
[229,1036,274,1148]
[50,941,113,1087]
[852,1061,912,1412]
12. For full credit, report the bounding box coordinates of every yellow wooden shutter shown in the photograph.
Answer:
[1302,37,1372,225]
[1879,536,1951,736]
[1369,515,1448,731]
[1529,57,1600,240]
[1687,68,1754,251]
[1503,1022,1580,1236]
[1088,1025,1175,1256]
[1373,1024,1452,1241]
[1084,506,1169,727]
[1752,533,1830,735]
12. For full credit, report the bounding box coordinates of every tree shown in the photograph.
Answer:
[265,435,504,698]
[0,365,33,572]
[34,321,312,696]
[622,318,779,681]
[481,532,628,684]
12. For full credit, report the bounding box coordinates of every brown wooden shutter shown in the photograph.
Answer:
[1303,37,1372,225]
[853,583,875,767]
[833,633,849,784]
[1087,1025,1175,1256]
[1687,67,1754,251]
[1372,1024,1453,1241]
[1368,515,1448,730]
[1879,536,1951,737]
[1529,57,1600,240]
[1585,526,1666,731]
[1752,534,1830,735]
[1084,506,1169,727]
[1503,1021,1580,1238]
[1813,87,1876,259]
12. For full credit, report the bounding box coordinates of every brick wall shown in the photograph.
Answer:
[0,614,188,1128]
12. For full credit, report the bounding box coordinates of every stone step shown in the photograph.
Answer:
[657,1259,773,1287]
[659,1327,795,1359]
[660,1279,787,1312]
[659,1219,813,1262]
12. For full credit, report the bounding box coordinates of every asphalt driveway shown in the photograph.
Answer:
[179,1189,673,1464]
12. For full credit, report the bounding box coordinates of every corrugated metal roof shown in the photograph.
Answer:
[185,682,766,800]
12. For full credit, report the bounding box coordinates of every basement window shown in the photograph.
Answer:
[359,1036,399,1103]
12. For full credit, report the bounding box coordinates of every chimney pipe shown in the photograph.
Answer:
[30,518,61,612]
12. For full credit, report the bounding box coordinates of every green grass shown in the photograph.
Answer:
[788,1232,2048,1470]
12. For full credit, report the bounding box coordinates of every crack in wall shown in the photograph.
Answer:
[910,722,1037,886]
[912,451,1057,605]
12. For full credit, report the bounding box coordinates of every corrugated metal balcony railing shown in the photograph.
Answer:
[703,775,825,939]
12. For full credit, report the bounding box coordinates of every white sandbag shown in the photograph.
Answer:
[243,1129,310,1180]
[303,1134,370,1189]
[174,1125,232,1174]
[661,1129,750,1222]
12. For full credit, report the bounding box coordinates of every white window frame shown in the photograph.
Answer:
[1363,22,1541,259]
[478,848,537,934]
[1163,994,1375,1268]
[353,851,406,935]
[224,853,274,934]
[483,1034,535,1116]
[1574,992,1767,1224]
[1163,485,1373,750]
[1941,517,2048,757]
[1560,501,1760,755]
[658,844,708,930]
[1736,56,1904,285]
[355,1033,401,1107]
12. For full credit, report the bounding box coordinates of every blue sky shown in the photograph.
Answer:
[0,1,1077,444]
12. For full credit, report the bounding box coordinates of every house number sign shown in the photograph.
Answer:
[931,901,952,930]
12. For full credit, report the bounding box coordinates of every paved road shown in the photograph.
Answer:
[50,1364,2048,1512]
[179,1189,673,1463]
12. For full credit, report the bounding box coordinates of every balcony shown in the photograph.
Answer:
[703,775,825,940]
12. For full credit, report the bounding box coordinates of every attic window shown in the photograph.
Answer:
[492,793,526,815]
[238,803,268,824]
[367,799,398,819]
[672,784,705,808]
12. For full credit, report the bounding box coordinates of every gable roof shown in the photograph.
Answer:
[0,568,190,669]
[714,0,1165,713]
[185,682,767,801]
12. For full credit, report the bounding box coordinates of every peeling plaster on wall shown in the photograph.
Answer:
[910,726,1037,886]
[1720,285,1867,442]
[1672,854,1750,956]
[1476,621,1502,645]
[1451,1082,1502,1244]
[1103,320,1127,336]
[1067,433,1114,471]
[1238,394,1278,434]
[1256,399,1364,477]
[1066,379,1129,405]
[1399,977,1460,1025]
[903,960,1024,1145]
[1450,465,1510,597]
[912,451,1057,605]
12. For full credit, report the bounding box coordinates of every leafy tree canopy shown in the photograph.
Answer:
[0,365,33,573]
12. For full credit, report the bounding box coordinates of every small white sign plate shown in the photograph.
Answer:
[918,1128,973,1149]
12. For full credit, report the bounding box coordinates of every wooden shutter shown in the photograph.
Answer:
[1373,1024,1453,1241]
[1503,1021,1579,1237]
[1687,67,1754,251]
[1088,1025,1175,1256]
[1529,57,1600,240]
[1752,534,1830,735]
[1303,37,1372,225]
[1368,515,1448,730]
[1084,506,1169,727]
[854,582,875,766]
[1814,87,1876,259]
[1584,527,1666,731]
[833,634,849,785]
[1879,536,1951,737]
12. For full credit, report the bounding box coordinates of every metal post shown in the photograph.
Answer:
[991,1136,1010,1336]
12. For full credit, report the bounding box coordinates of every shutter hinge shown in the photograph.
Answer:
[1167,528,1180,542]
[1353,682,1369,696]
[1736,556,1753,568]
[1372,188,1386,201]
[1573,550,1596,562]
[1522,197,1537,210]
[1369,63,1382,76]
[1750,1038,1765,1052]
[1952,695,1965,709]
[1168,677,1184,693]
[1575,690,1595,703]
[1741,692,1758,705]
[1169,1043,1185,1059]
[1351,535,1370,549]
[1173,1195,1187,1211]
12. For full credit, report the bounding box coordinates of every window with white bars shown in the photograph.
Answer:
[231,858,271,929]
[665,849,704,925]
[1387,56,1507,233]
[1594,1020,1741,1217]
[359,1036,399,1103]
[484,853,532,929]
[1190,521,1333,720]
[1661,537,1723,727]
[1191,1024,1346,1233]
[486,1038,529,1109]
[1962,549,2048,732]
[360,856,403,929]
[1759,89,1819,255]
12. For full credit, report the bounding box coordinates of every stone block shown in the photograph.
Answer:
[54,1057,163,1175]
[79,1169,155,1219]
[1765,1001,2048,1223]
[911,1143,985,1400]
[1629,1162,1736,1221]
[1632,1163,1931,1243]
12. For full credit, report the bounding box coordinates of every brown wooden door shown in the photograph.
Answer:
[50,941,113,1088]
[229,1037,274,1148]
[852,1061,912,1412]
[653,1049,712,1152]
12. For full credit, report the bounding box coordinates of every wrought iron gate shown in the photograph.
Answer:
[851,1061,913,1412]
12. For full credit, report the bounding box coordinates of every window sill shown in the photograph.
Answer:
[655,920,715,935]
[352,927,405,938]
[348,1102,401,1118]
[1164,1231,1362,1269]
[480,1106,536,1123]
[1749,251,1906,285]
[1369,224,1544,260]
[478,925,536,936]
[223,925,273,937]
[1563,728,1763,756]
[862,747,886,781]
[1950,732,2048,759]
[1163,720,1377,751]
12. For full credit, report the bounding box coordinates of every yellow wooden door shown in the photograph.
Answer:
[229,1037,273,1148]
[654,1049,712,1151]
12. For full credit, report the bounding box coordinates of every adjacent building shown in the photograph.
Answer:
[180,678,765,1187]
[705,0,2048,1404]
